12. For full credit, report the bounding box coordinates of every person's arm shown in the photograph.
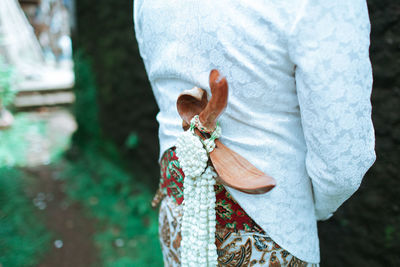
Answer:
[288,0,376,220]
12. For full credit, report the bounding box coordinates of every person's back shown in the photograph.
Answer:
[134,0,375,264]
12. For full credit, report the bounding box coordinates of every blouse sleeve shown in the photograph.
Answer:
[288,0,376,220]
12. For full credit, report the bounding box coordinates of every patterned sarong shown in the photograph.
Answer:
[156,147,318,266]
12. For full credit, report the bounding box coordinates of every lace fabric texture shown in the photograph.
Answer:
[134,0,375,263]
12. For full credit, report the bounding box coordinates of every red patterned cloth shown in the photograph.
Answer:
[159,147,263,233]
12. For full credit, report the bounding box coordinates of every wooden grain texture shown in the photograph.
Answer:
[211,139,276,194]
[199,69,228,131]
[177,86,208,125]
[177,69,276,194]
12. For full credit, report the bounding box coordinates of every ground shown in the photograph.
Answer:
[26,164,99,267]
[6,108,100,266]
[0,107,162,267]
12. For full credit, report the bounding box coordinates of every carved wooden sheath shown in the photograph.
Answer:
[177,69,276,194]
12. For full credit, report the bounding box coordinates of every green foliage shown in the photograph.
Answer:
[72,50,101,144]
[62,142,163,267]
[0,57,16,107]
[0,114,45,166]
[125,132,139,149]
[71,19,162,265]
[74,0,160,188]
[0,167,51,267]
[384,225,398,249]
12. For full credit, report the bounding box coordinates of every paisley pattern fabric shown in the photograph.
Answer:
[159,196,318,267]
[134,0,376,262]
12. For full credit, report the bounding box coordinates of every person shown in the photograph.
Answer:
[133,0,376,266]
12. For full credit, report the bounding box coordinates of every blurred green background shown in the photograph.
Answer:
[0,0,399,266]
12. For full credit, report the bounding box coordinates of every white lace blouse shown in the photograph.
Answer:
[133,0,376,263]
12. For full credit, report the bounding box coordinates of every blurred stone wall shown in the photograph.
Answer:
[73,0,399,265]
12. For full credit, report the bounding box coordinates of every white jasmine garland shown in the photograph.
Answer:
[175,116,221,267]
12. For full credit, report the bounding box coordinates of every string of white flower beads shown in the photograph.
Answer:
[176,116,221,267]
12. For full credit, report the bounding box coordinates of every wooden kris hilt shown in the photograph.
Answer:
[176,69,276,194]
